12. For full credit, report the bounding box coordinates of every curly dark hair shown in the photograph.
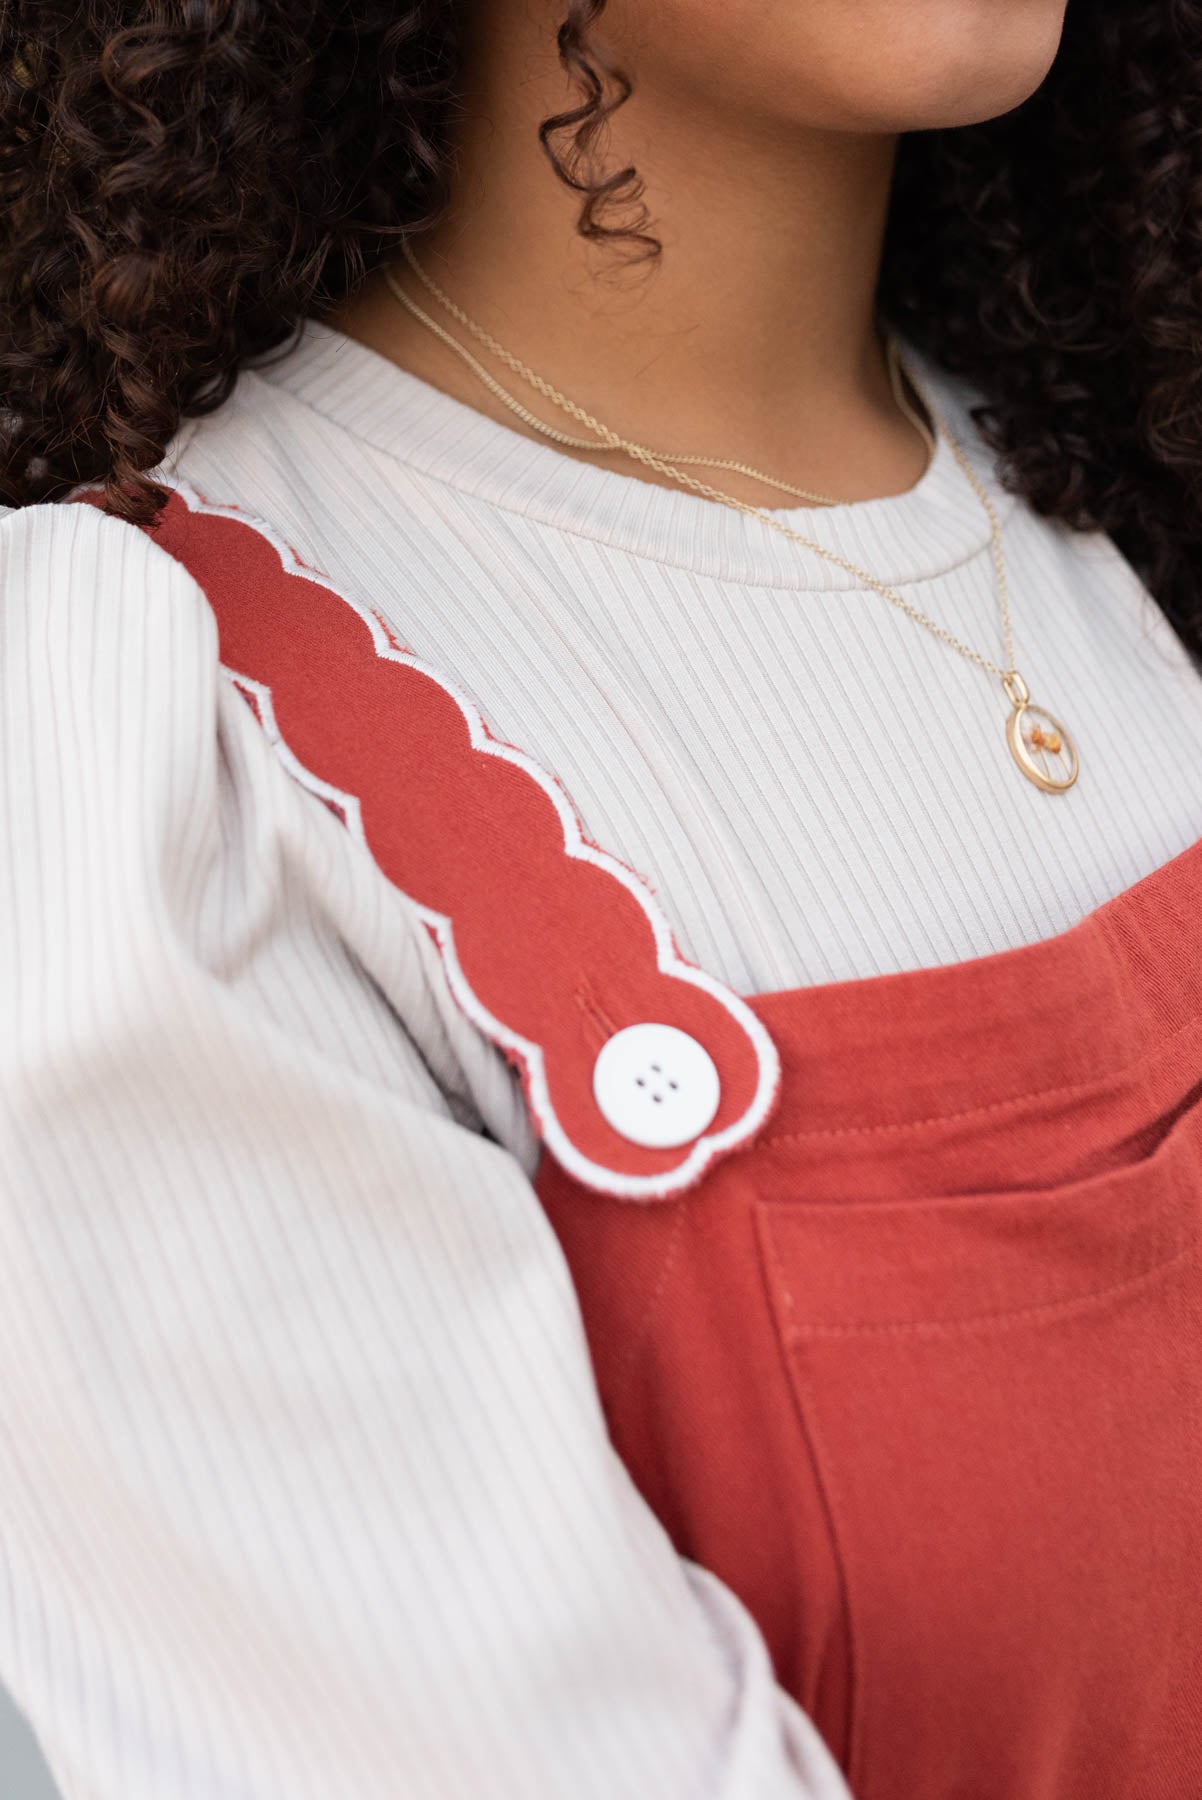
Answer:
[2,1,1201,659]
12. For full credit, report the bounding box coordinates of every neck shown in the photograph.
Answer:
[333,12,923,506]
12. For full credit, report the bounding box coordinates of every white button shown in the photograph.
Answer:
[592,1023,721,1149]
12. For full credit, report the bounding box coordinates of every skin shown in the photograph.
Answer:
[333,0,1068,508]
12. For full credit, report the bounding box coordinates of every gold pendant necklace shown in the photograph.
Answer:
[1002,673,1079,793]
[386,246,1080,795]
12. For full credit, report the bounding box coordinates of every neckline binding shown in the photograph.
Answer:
[252,317,1016,590]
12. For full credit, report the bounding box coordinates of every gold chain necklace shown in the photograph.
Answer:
[384,246,1079,795]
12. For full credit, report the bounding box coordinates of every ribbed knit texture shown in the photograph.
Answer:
[2,317,1201,1799]
[173,323,1202,996]
[0,500,848,1800]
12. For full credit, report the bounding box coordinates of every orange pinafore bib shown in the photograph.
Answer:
[97,484,1202,1799]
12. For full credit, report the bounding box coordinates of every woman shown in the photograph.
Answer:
[2,2,1200,1796]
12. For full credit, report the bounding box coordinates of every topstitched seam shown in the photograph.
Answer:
[761,1001,1202,1143]
[757,1214,864,1782]
[608,1204,690,1410]
[769,1232,1199,1340]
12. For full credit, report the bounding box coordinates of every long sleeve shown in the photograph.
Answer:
[0,502,849,1800]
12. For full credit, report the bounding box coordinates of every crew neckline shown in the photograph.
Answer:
[251,316,1016,590]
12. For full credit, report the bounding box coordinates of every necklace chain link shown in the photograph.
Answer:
[387,242,1018,684]
[384,244,1080,794]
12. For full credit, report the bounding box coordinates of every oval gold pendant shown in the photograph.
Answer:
[1002,674,1078,793]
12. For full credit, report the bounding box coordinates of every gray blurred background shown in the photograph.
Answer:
[1,1687,60,1797]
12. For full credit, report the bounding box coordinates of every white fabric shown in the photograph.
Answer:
[0,501,848,1799]
[173,324,1202,997]
[2,319,1202,1799]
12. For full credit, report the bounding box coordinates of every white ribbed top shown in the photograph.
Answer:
[2,316,1201,1800]
[176,322,1202,995]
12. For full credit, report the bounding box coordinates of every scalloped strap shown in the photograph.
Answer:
[75,484,780,1198]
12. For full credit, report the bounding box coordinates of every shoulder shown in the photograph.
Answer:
[0,497,220,683]
[0,498,228,847]
[0,492,213,598]
[0,499,230,988]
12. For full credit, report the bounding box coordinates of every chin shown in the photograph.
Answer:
[862,0,1070,131]
[628,0,1069,136]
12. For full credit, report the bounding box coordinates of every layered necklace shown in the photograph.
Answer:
[384,244,1079,795]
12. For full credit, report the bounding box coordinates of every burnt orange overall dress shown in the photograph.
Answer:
[102,485,1202,1800]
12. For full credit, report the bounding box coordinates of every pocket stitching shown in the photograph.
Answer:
[764,1229,1198,1341]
